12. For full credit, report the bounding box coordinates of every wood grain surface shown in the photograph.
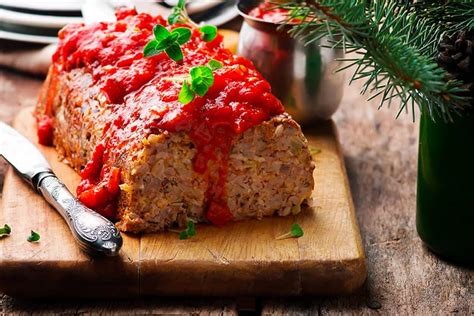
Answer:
[0,105,365,298]
[0,67,473,313]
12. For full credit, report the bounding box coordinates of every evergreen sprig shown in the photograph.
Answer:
[281,0,474,121]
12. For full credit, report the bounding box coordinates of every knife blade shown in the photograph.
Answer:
[0,122,122,256]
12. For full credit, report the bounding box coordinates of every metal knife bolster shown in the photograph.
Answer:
[37,174,123,256]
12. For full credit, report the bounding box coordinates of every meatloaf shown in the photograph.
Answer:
[35,8,315,233]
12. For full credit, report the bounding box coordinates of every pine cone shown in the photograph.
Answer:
[437,29,474,97]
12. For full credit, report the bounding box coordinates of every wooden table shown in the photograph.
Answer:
[0,68,472,314]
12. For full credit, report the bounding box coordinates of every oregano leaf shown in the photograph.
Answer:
[172,27,192,45]
[165,43,184,62]
[190,66,214,87]
[186,220,196,237]
[179,231,188,240]
[191,81,209,97]
[143,40,165,57]
[291,224,304,238]
[27,230,40,242]
[153,24,170,42]
[0,224,11,237]
[179,81,195,104]
[199,25,218,42]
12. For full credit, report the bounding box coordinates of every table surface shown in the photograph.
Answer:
[0,67,473,314]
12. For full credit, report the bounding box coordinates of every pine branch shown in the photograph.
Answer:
[413,0,474,35]
[281,0,474,121]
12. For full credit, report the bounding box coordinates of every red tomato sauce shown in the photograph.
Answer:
[248,2,300,24]
[37,115,54,146]
[47,8,284,225]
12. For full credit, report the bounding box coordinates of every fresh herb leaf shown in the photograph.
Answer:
[179,80,195,104]
[290,223,304,238]
[143,40,164,57]
[190,66,214,97]
[153,24,170,41]
[186,220,196,237]
[173,27,192,45]
[276,223,304,240]
[0,224,11,237]
[165,43,184,62]
[144,26,191,61]
[27,230,40,242]
[168,0,187,25]
[178,64,219,104]
[179,231,189,240]
[208,59,223,71]
[169,220,197,240]
[199,25,218,42]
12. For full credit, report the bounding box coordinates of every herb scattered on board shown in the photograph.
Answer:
[0,224,11,238]
[27,230,40,243]
[276,223,304,240]
[179,59,223,104]
[170,220,197,240]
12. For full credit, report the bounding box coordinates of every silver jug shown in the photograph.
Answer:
[237,0,345,123]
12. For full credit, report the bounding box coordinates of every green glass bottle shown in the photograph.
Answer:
[417,113,474,265]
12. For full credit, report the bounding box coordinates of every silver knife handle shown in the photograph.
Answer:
[37,173,122,256]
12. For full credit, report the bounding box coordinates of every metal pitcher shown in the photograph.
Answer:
[237,0,345,123]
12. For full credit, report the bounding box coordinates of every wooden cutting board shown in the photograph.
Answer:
[0,107,366,298]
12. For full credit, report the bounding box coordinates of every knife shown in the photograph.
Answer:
[0,122,122,257]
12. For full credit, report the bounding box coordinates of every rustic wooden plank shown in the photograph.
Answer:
[2,68,473,314]
[0,106,365,298]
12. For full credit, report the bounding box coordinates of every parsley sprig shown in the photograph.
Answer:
[169,220,197,240]
[143,24,192,61]
[276,223,304,240]
[179,59,223,104]
[0,224,11,238]
[168,0,218,42]
[27,230,40,242]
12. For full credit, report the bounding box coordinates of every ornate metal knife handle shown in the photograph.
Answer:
[38,173,123,256]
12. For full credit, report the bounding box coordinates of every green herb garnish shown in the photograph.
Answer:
[143,24,191,61]
[27,230,40,242]
[167,0,218,42]
[276,223,304,240]
[170,220,197,240]
[0,224,11,238]
[178,59,223,104]
[167,0,186,25]
[199,25,218,42]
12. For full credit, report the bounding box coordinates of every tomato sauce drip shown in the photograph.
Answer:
[248,2,301,24]
[49,8,284,225]
[37,115,54,146]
